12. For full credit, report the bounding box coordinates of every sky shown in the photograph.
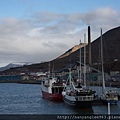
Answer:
[0,0,120,67]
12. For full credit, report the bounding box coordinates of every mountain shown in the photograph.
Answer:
[0,26,120,74]
[91,26,120,64]
[67,26,120,73]
[52,26,120,73]
[0,62,33,71]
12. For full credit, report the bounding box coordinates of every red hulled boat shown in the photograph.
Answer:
[41,77,64,101]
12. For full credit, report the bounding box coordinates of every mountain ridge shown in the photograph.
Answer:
[0,26,120,74]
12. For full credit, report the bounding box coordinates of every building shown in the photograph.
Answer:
[0,74,29,82]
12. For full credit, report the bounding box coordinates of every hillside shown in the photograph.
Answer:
[58,43,87,59]
[0,26,120,74]
[70,26,120,73]
[92,26,120,73]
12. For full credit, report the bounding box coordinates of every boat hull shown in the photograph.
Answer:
[42,90,63,101]
[63,96,92,108]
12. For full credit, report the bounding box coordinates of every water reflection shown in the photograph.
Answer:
[68,107,94,115]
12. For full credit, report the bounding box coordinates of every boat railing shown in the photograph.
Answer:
[52,82,64,87]
[108,90,118,95]
[66,90,73,95]
[75,95,94,101]
[100,93,118,101]
[106,94,118,98]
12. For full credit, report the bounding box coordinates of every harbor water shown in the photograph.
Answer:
[0,83,120,115]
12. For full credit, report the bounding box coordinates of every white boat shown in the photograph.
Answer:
[62,68,95,108]
[100,28,118,104]
[62,39,95,108]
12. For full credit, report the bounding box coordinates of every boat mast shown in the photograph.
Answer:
[68,50,72,86]
[48,62,51,78]
[52,61,55,78]
[100,28,105,93]
[79,40,82,83]
[84,34,86,87]
[78,41,80,83]
[68,68,72,86]
[108,102,110,118]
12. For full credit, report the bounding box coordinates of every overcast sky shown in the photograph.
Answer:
[0,0,120,67]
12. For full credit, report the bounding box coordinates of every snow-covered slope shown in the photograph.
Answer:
[0,62,33,71]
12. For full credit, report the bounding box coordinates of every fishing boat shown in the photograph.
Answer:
[62,68,95,108]
[41,76,64,101]
[62,39,95,108]
[41,62,65,101]
[100,28,118,104]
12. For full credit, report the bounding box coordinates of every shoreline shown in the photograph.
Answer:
[0,80,120,88]
[0,80,41,85]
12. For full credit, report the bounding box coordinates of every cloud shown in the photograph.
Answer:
[85,8,119,30]
[0,7,120,67]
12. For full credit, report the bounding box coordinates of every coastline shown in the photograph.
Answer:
[0,80,120,88]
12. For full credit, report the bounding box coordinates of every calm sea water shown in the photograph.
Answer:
[0,83,120,115]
